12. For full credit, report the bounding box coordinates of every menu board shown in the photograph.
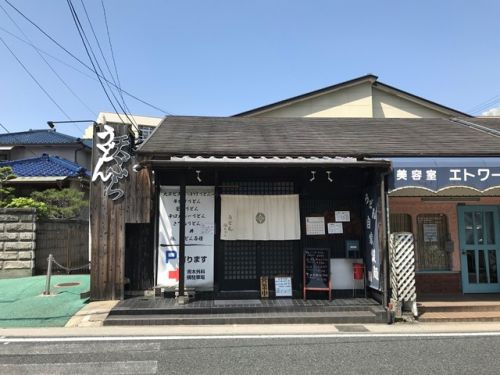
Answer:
[303,248,330,289]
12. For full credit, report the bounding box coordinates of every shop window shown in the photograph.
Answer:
[390,213,412,233]
[416,214,451,271]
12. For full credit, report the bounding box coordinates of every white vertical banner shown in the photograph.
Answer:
[157,186,215,290]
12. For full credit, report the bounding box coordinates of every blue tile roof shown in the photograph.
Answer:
[0,129,91,148]
[0,154,90,178]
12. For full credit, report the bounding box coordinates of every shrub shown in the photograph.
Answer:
[6,197,48,218]
[30,188,87,219]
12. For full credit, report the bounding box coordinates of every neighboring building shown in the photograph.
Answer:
[83,112,163,142]
[0,154,90,197]
[0,129,92,170]
[235,74,469,118]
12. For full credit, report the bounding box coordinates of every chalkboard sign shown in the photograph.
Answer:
[303,248,331,300]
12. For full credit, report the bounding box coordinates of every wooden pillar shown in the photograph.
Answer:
[90,123,129,301]
[178,174,186,298]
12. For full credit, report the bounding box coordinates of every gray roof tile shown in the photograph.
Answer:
[137,116,500,158]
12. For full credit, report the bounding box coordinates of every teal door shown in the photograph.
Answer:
[458,206,500,293]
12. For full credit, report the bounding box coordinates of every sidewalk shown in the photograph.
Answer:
[3,299,500,337]
[0,275,90,328]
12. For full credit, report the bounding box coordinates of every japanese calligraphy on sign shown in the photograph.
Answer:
[157,186,215,290]
[364,186,381,291]
[389,158,500,192]
[91,125,131,200]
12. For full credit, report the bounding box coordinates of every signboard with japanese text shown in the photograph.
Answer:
[275,277,292,297]
[363,186,381,291]
[423,223,438,242]
[157,186,215,290]
[306,217,325,235]
[327,222,343,234]
[303,248,330,289]
[334,211,351,222]
[389,157,500,192]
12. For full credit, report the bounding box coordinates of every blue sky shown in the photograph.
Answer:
[1,0,500,137]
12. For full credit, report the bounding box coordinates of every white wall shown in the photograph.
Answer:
[9,146,91,170]
[250,83,373,118]
[372,88,448,118]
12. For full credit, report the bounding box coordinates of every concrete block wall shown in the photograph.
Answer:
[0,208,36,278]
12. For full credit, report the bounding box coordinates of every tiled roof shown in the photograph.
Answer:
[0,129,90,147]
[0,154,89,178]
[137,116,500,158]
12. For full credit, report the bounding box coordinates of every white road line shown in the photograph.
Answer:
[2,332,500,343]
[0,342,160,355]
[0,361,158,375]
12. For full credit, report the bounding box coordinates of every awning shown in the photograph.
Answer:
[143,156,392,168]
[389,157,500,192]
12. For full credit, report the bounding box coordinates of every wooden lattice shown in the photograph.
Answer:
[389,232,418,317]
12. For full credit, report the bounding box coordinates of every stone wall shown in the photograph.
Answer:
[0,208,36,278]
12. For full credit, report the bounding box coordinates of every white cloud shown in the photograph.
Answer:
[482,107,500,116]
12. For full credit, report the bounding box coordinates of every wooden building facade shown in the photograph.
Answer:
[90,116,500,303]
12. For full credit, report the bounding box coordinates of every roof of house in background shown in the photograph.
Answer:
[138,116,500,158]
[0,154,90,178]
[234,74,471,118]
[0,129,91,147]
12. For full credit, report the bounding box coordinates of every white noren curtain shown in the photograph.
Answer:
[220,194,301,241]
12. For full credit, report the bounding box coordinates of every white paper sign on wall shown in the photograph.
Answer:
[275,277,292,297]
[157,186,215,290]
[335,211,350,222]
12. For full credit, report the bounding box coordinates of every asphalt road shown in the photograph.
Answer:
[1,333,499,374]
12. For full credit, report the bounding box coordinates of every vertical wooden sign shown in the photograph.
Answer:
[90,123,151,301]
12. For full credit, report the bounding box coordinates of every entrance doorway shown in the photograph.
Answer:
[458,205,500,293]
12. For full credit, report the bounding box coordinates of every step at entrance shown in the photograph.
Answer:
[104,297,386,326]
[418,298,500,322]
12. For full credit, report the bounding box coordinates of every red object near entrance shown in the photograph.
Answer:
[353,263,364,280]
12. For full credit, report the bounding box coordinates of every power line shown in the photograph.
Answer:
[0,2,94,131]
[66,0,127,126]
[99,0,140,131]
[0,35,73,121]
[3,0,172,116]
[0,120,10,134]
[101,0,124,109]
[79,0,118,88]
[0,25,105,82]
[467,94,500,115]
[68,0,141,136]
[77,0,139,132]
